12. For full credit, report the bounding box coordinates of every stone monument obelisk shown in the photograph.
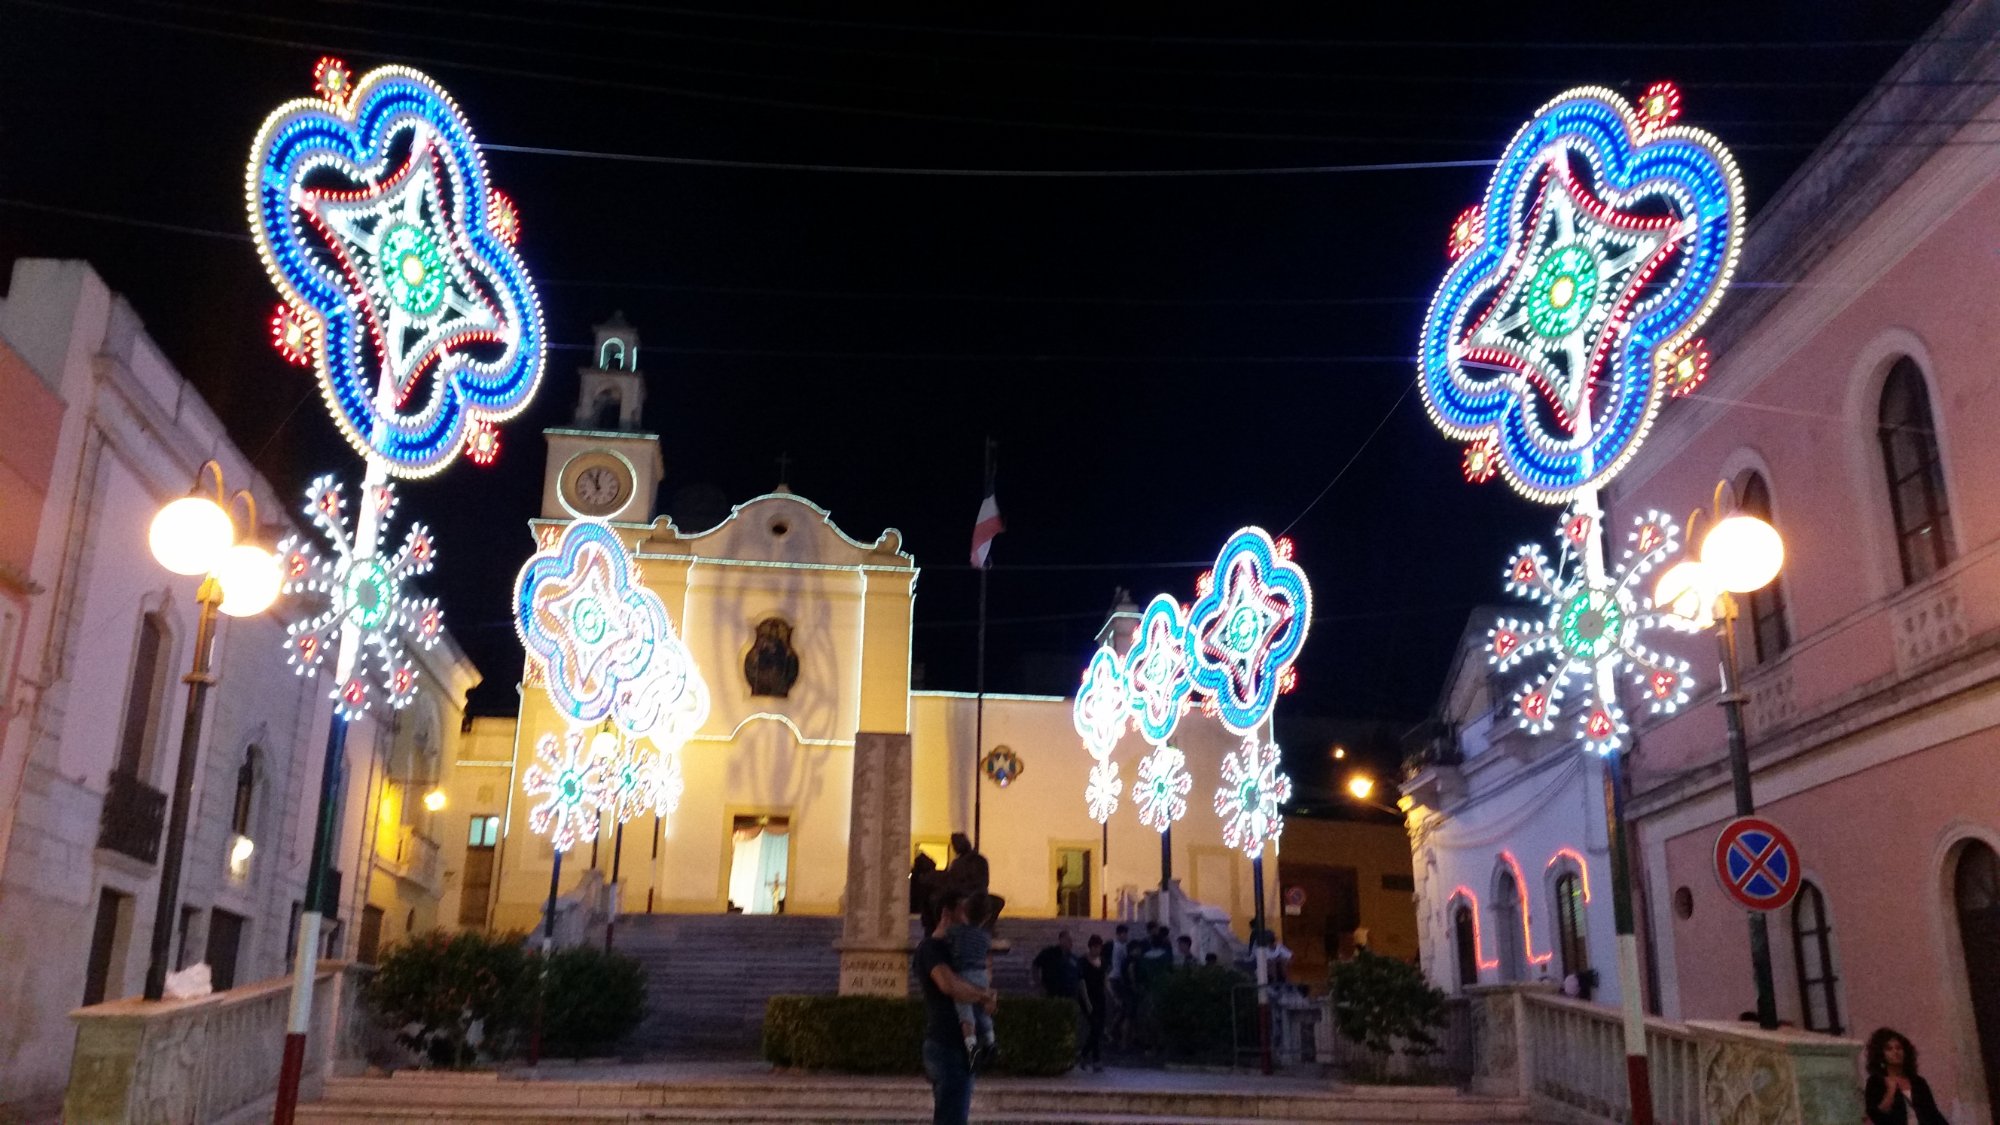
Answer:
[836,731,913,995]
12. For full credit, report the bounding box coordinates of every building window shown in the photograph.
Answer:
[468,815,500,847]
[1738,473,1791,662]
[231,747,260,837]
[1790,881,1842,1033]
[1452,902,1478,989]
[1553,872,1589,982]
[1878,358,1955,585]
[116,613,170,778]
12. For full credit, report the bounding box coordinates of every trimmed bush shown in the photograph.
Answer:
[1153,964,1255,1063]
[1328,948,1449,1080]
[540,944,648,1058]
[365,929,535,1067]
[763,995,1075,1076]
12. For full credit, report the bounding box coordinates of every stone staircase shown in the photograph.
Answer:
[615,914,843,1053]
[303,1072,1537,1124]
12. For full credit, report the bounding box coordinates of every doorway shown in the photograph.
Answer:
[728,815,791,914]
[205,909,245,990]
[460,815,500,927]
[1956,840,2000,1107]
[82,888,134,1005]
[1054,845,1092,918]
[357,905,385,964]
[1493,869,1525,982]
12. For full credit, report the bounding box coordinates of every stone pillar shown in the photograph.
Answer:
[1686,1021,1863,1125]
[1464,983,1541,1098]
[836,731,913,996]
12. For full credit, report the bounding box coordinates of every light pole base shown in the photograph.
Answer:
[272,1032,307,1125]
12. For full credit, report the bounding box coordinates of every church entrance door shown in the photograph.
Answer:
[729,815,791,914]
[1054,845,1092,918]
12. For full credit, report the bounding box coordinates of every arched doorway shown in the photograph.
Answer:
[1453,902,1478,989]
[1494,869,1525,982]
[1957,841,2000,1105]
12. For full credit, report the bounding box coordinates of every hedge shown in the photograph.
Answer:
[763,995,1076,1076]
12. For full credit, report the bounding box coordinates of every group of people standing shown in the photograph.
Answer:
[1030,921,1214,1069]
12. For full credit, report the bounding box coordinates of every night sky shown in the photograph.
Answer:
[0,1,1950,789]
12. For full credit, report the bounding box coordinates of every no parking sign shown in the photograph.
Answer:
[1713,816,1802,912]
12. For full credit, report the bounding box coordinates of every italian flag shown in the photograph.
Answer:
[969,494,1003,569]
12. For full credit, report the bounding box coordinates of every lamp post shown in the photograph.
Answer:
[141,461,280,1000]
[1656,488,1786,1030]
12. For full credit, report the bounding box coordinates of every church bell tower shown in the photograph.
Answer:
[541,312,665,523]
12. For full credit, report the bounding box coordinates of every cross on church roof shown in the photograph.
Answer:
[776,451,792,489]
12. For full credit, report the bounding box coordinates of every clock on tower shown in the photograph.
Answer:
[541,312,664,523]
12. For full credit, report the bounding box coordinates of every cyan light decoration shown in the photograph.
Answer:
[1417,83,1743,502]
[1123,594,1193,745]
[278,475,442,718]
[513,520,709,742]
[1132,745,1192,833]
[1185,527,1311,735]
[1213,736,1292,859]
[1072,644,1131,759]
[1488,506,1698,755]
[522,730,609,853]
[248,58,545,477]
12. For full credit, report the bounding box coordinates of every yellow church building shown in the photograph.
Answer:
[437,316,1276,946]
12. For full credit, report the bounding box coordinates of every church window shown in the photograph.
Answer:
[599,337,627,371]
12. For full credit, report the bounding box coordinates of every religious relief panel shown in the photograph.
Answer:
[744,617,801,698]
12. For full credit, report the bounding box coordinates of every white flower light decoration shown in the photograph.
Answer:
[1488,505,1698,755]
[1086,758,1122,824]
[278,475,443,717]
[1214,736,1292,859]
[1132,745,1192,833]
[521,729,610,853]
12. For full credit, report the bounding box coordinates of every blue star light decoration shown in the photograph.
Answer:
[1073,645,1131,760]
[522,730,610,853]
[1214,736,1292,859]
[278,475,442,718]
[1132,745,1192,833]
[1418,82,1743,501]
[1488,506,1698,755]
[1186,528,1311,735]
[1123,594,1194,745]
[248,57,545,477]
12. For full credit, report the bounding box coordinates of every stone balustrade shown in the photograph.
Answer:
[62,960,373,1125]
[1469,984,1863,1125]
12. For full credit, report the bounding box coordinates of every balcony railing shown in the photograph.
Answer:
[390,826,442,895]
[97,769,166,863]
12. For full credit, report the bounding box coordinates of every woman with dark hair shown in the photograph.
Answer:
[1864,1028,1948,1125]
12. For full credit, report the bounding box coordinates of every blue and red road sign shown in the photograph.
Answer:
[1713,816,1802,912]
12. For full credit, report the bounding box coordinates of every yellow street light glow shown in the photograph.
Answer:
[230,833,255,866]
[1346,774,1376,802]
[423,788,447,812]
[1700,514,1784,594]
[149,495,234,576]
[216,543,282,617]
[1652,560,1719,629]
[1331,745,1346,760]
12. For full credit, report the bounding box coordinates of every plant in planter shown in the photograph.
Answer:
[364,929,534,1067]
[1327,949,1449,1081]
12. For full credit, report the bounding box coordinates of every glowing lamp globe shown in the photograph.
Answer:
[423,788,447,812]
[1346,775,1376,802]
[149,496,233,576]
[216,543,282,617]
[1700,514,1784,594]
[1652,560,1718,628]
[589,729,619,763]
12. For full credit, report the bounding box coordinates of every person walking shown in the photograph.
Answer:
[1176,934,1196,968]
[1078,935,1109,1071]
[1864,1028,1949,1125]
[1107,923,1133,1048]
[916,888,999,1125]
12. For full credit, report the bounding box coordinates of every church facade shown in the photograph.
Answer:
[446,317,1275,938]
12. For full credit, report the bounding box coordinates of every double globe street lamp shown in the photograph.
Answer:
[141,460,280,1000]
[1654,485,1786,1029]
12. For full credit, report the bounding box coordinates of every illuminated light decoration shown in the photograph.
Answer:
[248,59,545,478]
[1279,667,1298,695]
[465,420,501,466]
[1544,844,1592,896]
[514,520,709,742]
[1636,81,1683,133]
[522,729,610,853]
[645,746,685,819]
[1462,438,1500,484]
[1122,595,1193,745]
[1499,851,1556,965]
[982,746,1026,788]
[1450,888,1500,970]
[1132,745,1192,832]
[271,305,317,367]
[1186,527,1312,735]
[1447,205,1484,261]
[1489,506,1698,754]
[278,475,441,718]
[1662,339,1711,399]
[1072,645,1131,759]
[1213,735,1293,859]
[1417,84,1743,502]
[1085,758,1122,824]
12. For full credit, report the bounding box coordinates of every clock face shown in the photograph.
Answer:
[566,462,628,515]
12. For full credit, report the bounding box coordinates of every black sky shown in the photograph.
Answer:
[0,1,1952,788]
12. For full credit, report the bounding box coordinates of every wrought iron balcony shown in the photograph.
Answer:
[98,768,167,863]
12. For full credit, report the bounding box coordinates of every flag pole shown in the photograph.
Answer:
[973,438,995,850]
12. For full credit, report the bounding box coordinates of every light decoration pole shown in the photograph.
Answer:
[250,57,545,1124]
[1414,81,1743,1125]
[1073,644,1130,917]
[1124,594,1195,891]
[1653,484,1786,1029]
[141,464,281,1001]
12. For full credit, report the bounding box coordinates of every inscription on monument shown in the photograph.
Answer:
[838,731,914,996]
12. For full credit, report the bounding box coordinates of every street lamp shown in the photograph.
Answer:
[1654,483,1785,1030]
[1345,774,1374,802]
[141,460,279,1000]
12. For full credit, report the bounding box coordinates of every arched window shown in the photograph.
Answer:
[231,746,260,837]
[1955,841,2000,1103]
[1739,473,1791,662]
[1493,868,1524,982]
[116,612,170,778]
[1452,902,1479,988]
[592,387,621,430]
[1878,358,1955,585]
[1790,881,1841,1033]
[1553,871,1589,983]
[599,337,627,371]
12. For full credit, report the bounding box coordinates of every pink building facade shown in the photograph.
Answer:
[1603,7,2000,1120]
